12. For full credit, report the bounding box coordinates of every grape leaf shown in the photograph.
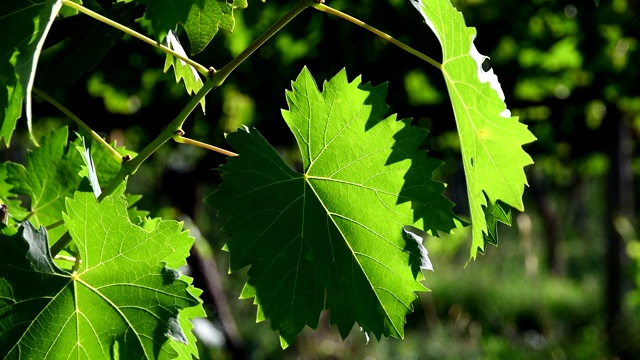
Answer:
[207,68,461,346]
[0,164,28,225]
[0,191,202,359]
[6,127,83,242]
[0,0,62,145]
[164,30,206,112]
[183,0,248,55]
[410,0,536,260]
[137,0,247,54]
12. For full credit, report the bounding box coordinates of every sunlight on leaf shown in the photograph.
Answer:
[164,30,206,112]
[0,192,203,358]
[410,0,536,260]
[207,67,462,346]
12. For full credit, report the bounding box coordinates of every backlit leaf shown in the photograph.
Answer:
[0,191,202,359]
[207,68,461,346]
[6,127,83,242]
[410,0,536,260]
[137,0,247,54]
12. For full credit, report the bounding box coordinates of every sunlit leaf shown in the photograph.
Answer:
[207,67,461,346]
[411,0,536,260]
[137,0,247,54]
[0,191,202,358]
[6,127,83,242]
[164,30,206,112]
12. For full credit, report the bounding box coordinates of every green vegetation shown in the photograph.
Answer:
[1,0,638,358]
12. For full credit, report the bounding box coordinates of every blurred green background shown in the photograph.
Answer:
[7,0,640,358]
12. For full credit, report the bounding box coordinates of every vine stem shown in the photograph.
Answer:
[174,134,238,157]
[52,0,312,256]
[98,0,313,201]
[311,3,441,70]
[210,0,313,86]
[61,0,209,76]
[32,88,122,162]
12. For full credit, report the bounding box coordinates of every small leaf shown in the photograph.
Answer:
[77,136,102,198]
[207,68,461,346]
[0,0,63,145]
[183,0,248,55]
[410,0,536,260]
[137,0,247,54]
[0,192,203,358]
[164,30,206,112]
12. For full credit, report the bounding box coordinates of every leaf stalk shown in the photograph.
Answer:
[311,3,441,70]
[32,88,122,162]
[60,0,209,76]
[173,135,238,157]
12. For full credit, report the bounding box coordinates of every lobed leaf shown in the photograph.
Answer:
[137,0,248,55]
[207,68,461,346]
[6,127,83,242]
[410,0,536,260]
[164,30,206,112]
[0,191,202,359]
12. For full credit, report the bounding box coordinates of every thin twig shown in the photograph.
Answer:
[61,0,209,76]
[33,88,122,162]
[311,3,441,70]
[174,135,238,157]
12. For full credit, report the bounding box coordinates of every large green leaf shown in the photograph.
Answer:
[137,0,247,54]
[207,68,461,346]
[410,0,536,260]
[0,0,62,145]
[0,191,202,359]
[6,127,83,242]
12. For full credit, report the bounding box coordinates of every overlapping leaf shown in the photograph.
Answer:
[0,191,202,359]
[0,0,62,145]
[137,0,248,55]
[207,68,461,346]
[6,127,83,242]
[410,0,536,260]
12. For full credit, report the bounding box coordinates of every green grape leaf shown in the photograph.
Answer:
[36,1,144,91]
[0,164,28,225]
[410,0,536,260]
[183,0,248,55]
[0,191,202,359]
[164,30,206,112]
[207,68,461,346]
[137,0,247,54]
[6,127,83,242]
[0,0,62,145]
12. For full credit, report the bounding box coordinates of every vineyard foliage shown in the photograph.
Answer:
[0,0,534,357]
